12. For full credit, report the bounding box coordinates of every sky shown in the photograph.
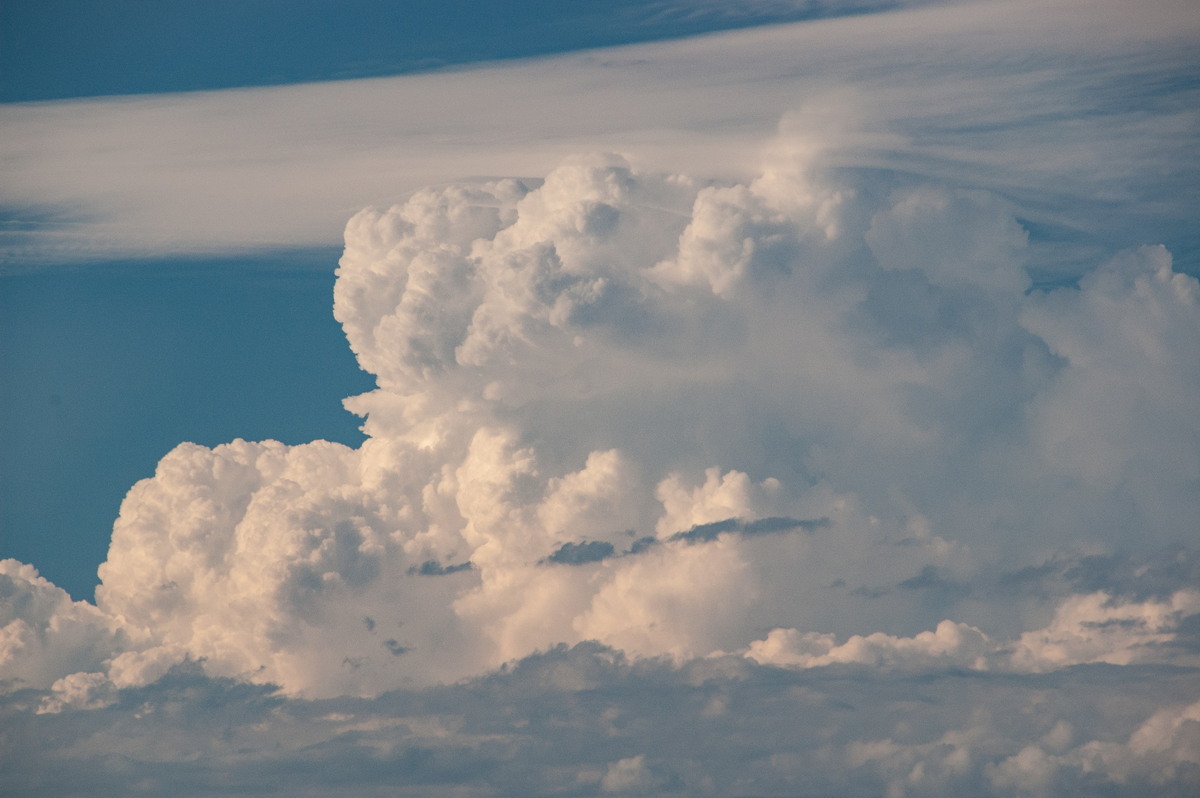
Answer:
[2,0,1199,795]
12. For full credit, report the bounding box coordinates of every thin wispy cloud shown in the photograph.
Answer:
[2,0,1196,269]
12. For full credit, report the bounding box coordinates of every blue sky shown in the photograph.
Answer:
[0,0,892,101]
[2,1,1199,795]
[0,252,373,598]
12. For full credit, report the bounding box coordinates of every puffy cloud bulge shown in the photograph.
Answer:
[6,122,1198,719]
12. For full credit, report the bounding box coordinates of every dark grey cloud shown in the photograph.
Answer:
[545,540,617,566]
[6,648,1199,797]
[383,639,410,657]
[990,547,1200,602]
[408,560,475,577]
[670,516,829,544]
[542,517,829,565]
[848,547,1200,610]
[897,565,972,600]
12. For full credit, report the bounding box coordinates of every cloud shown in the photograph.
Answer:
[5,646,1199,797]
[747,588,1200,673]
[986,699,1200,797]
[2,0,1199,792]
[409,559,474,576]
[746,620,993,671]
[0,559,120,692]
[600,754,662,794]
[546,541,617,565]
[2,0,1196,268]
[3,133,1195,707]
[866,186,1029,293]
[1008,589,1200,672]
[668,516,829,545]
[1019,245,1200,546]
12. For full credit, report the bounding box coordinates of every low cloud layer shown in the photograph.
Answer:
[5,648,1199,797]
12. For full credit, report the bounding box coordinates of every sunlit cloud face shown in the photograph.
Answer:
[3,0,1199,795]
[44,142,1186,701]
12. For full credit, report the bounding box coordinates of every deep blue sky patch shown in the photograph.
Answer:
[0,0,904,102]
[0,252,373,599]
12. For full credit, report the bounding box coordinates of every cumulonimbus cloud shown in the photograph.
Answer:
[2,4,1198,792]
[5,130,1196,708]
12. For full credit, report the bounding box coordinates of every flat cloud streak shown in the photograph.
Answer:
[1,0,1197,270]
[2,0,1199,795]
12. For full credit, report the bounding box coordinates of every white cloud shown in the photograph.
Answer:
[2,0,1196,267]
[987,699,1200,797]
[747,588,1200,673]
[1008,589,1200,671]
[4,134,1194,704]
[866,187,1029,293]
[747,620,993,671]
[3,0,1199,792]
[1019,246,1200,547]
[0,560,120,691]
[601,754,660,793]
